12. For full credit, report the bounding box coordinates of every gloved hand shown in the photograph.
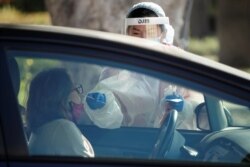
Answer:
[86,92,106,110]
[164,92,184,112]
[84,90,123,129]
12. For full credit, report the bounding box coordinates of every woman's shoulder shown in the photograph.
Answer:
[51,118,74,125]
[38,119,78,134]
[51,119,79,130]
[37,119,83,144]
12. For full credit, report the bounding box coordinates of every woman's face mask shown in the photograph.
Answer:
[68,84,84,122]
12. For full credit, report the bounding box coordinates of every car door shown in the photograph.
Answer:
[0,117,7,167]
[1,25,250,166]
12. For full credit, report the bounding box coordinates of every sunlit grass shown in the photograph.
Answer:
[0,5,50,25]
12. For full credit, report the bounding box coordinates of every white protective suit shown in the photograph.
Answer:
[85,67,204,129]
[85,68,162,128]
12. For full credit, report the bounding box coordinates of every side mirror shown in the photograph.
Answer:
[195,103,210,130]
[195,103,234,130]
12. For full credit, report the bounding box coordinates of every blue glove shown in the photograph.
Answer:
[86,92,106,110]
[164,93,184,112]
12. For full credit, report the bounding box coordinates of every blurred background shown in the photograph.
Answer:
[0,0,249,71]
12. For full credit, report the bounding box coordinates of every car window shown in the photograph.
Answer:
[222,101,250,127]
[6,49,249,164]
[9,54,205,130]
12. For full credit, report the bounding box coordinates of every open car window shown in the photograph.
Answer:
[6,49,250,164]
[9,52,205,130]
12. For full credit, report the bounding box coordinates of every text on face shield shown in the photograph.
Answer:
[138,18,150,24]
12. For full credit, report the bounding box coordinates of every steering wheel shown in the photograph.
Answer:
[150,109,178,158]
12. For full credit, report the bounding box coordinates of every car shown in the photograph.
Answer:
[0,24,250,167]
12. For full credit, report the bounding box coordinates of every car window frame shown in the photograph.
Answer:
[0,46,28,159]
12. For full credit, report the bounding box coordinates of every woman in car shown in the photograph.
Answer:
[27,68,94,157]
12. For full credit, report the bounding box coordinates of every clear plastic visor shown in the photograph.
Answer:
[124,17,169,40]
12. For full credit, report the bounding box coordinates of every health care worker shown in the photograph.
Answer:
[83,2,188,129]
[125,2,174,45]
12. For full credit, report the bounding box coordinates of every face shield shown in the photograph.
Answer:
[124,17,173,44]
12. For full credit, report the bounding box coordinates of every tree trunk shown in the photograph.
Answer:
[218,0,250,68]
[190,0,210,38]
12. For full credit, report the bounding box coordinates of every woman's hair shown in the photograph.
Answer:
[27,68,73,131]
[127,8,158,18]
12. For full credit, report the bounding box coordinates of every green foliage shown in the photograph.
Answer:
[16,58,62,106]
[0,5,50,24]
